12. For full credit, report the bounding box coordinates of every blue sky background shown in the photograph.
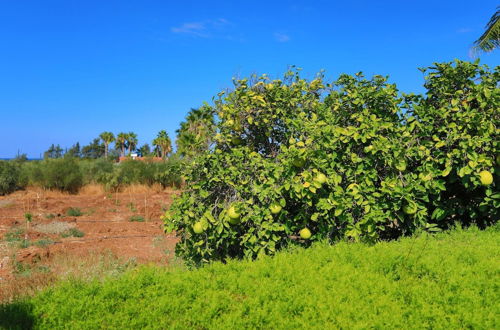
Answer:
[1,0,499,158]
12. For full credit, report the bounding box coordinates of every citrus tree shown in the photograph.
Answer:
[164,62,498,266]
[406,60,499,228]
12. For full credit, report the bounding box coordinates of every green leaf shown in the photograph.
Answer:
[431,208,446,221]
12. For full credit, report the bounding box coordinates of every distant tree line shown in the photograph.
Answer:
[40,105,216,162]
[42,131,173,161]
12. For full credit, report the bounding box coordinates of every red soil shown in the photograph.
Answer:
[0,185,180,301]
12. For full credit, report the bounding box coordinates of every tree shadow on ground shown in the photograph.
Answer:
[0,302,34,330]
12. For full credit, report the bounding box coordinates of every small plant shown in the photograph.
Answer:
[34,239,54,247]
[24,213,33,232]
[129,215,145,222]
[66,207,83,217]
[127,202,137,212]
[44,213,55,219]
[13,261,31,277]
[86,208,96,216]
[152,236,164,247]
[4,228,24,243]
[19,239,30,249]
[61,228,85,238]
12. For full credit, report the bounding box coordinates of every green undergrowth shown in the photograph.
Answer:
[1,225,499,329]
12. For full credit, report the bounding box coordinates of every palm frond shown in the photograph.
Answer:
[473,7,500,53]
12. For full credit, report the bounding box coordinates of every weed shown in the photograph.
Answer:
[127,202,137,212]
[66,208,83,217]
[18,240,30,249]
[129,215,145,222]
[44,213,55,220]
[152,236,164,247]
[4,228,24,243]
[33,239,54,247]
[24,213,33,223]
[86,208,96,216]
[61,228,85,238]
[13,261,31,277]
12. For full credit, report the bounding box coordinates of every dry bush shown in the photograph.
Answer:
[78,184,105,196]
[33,222,75,235]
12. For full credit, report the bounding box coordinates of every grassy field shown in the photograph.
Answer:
[2,225,498,329]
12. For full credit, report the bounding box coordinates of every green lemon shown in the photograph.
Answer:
[269,203,282,214]
[193,222,204,234]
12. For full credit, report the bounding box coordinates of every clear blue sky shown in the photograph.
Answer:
[1,0,499,158]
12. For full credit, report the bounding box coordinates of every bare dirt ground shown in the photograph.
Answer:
[0,184,180,302]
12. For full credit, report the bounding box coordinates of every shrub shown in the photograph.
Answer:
[79,158,114,185]
[154,156,185,188]
[61,228,84,238]
[0,156,182,194]
[29,158,83,193]
[406,60,499,229]
[164,61,499,266]
[0,161,23,195]
[66,208,83,217]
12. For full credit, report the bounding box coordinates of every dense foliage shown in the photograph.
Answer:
[0,160,24,195]
[2,226,498,329]
[1,157,184,193]
[176,105,216,159]
[164,60,499,265]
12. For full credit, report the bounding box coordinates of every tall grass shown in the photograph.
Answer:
[2,225,498,329]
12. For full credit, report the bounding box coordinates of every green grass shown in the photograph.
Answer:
[1,225,499,329]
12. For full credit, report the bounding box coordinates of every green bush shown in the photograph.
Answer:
[0,161,24,195]
[102,158,184,191]
[406,60,499,229]
[25,158,83,193]
[154,155,185,188]
[79,158,115,185]
[1,226,497,328]
[4,158,183,194]
[164,61,499,265]
[60,228,84,238]
[66,207,83,217]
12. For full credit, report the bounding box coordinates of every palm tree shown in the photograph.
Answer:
[99,132,115,158]
[176,105,216,158]
[126,132,138,155]
[116,132,128,157]
[473,7,500,53]
[152,130,172,159]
